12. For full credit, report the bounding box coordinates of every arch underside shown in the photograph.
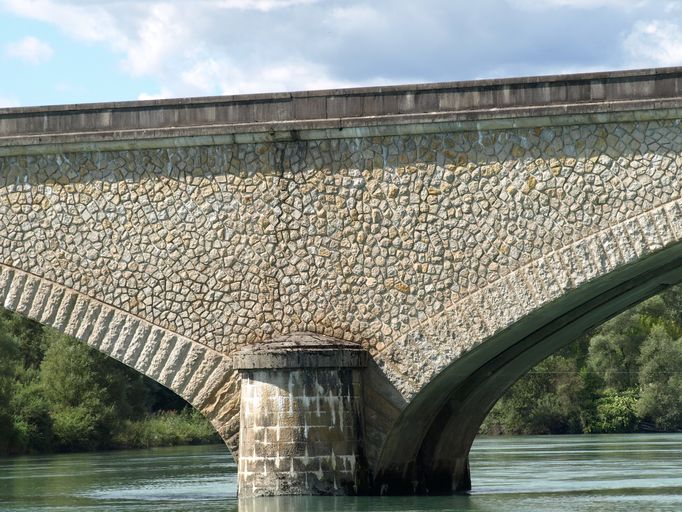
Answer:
[374,239,682,495]
[0,263,241,456]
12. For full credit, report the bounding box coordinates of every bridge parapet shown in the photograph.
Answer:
[3,67,682,152]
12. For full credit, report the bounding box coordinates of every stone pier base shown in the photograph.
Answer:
[232,333,368,497]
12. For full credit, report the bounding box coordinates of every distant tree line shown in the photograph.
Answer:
[0,311,219,456]
[481,284,682,435]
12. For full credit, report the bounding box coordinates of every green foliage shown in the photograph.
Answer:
[483,354,581,434]
[586,307,650,390]
[112,410,220,449]
[0,329,20,454]
[588,389,639,433]
[10,378,53,453]
[481,350,587,435]
[637,325,682,431]
[51,404,104,451]
[0,310,46,369]
[0,310,218,456]
[40,334,120,450]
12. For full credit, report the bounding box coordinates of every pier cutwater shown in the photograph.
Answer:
[2,67,682,495]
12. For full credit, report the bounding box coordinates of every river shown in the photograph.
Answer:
[2,434,682,511]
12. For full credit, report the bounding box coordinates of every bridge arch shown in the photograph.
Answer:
[0,264,239,454]
[374,207,682,494]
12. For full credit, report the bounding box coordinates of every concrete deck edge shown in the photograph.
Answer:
[2,67,682,148]
[1,100,681,157]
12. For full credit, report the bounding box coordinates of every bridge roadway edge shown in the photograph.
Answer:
[3,66,682,155]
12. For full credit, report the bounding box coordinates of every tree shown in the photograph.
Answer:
[39,327,159,451]
[481,349,587,435]
[586,307,651,391]
[40,332,115,451]
[0,329,20,454]
[0,310,46,370]
[481,286,682,436]
[10,377,53,453]
[637,324,682,431]
[589,389,639,433]
[0,309,216,455]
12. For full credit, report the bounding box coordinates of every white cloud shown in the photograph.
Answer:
[327,4,384,31]
[624,20,682,67]
[2,1,195,80]
[120,3,189,77]
[0,0,387,100]
[509,0,647,9]
[665,1,682,12]
[178,57,383,97]
[4,36,54,64]
[1,0,670,105]
[138,88,175,101]
[3,0,120,44]
[215,61,376,95]
[216,0,318,10]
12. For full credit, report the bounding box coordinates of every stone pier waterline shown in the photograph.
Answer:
[232,333,368,497]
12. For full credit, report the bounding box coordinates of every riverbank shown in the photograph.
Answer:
[111,409,221,450]
[5,408,221,457]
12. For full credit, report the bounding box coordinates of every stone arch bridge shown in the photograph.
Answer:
[2,67,682,496]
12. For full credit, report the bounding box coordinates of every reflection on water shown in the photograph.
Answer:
[2,434,682,511]
[238,496,474,512]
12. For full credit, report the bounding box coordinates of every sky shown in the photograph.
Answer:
[0,0,681,108]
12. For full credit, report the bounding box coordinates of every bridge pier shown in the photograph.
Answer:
[376,454,471,495]
[232,333,368,497]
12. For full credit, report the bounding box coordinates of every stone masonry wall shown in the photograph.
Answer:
[238,368,364,496]
[2,116,682,457]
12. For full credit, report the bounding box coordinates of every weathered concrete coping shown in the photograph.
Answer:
[3,67,682,153]
[232,332,368,369]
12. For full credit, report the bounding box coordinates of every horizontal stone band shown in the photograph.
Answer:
[232,332,368,369]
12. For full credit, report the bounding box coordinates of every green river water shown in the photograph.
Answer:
[2,433,682,511]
